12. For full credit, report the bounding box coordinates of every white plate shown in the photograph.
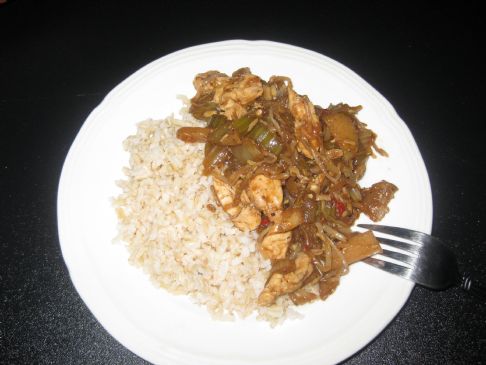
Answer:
[58,40,432,365]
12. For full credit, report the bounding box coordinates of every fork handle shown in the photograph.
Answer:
[460,273,486,300]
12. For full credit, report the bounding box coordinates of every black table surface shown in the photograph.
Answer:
[1,1,485,364]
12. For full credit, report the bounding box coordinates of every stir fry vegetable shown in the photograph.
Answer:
[177,68,398,306]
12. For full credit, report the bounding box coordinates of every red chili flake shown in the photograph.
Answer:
[334,200,346,216]
[260,215,270,228]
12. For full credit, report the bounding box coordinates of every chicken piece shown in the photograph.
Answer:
[258,253,314,306]
[287,87,322,159]
[212,178,261,231]
[247,175,283,220]
[258,208,304,260]
[212,177,241,217]
[232,191,261,231]
[214,73,263,120]
[193,71,230,97]
[258,231,292,260]
[193,69,263,120]
[231,206,260,231]
[216,73,263,106]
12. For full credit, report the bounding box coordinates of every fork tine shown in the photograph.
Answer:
[358,224,431,245]
[363,257,414,280]
[378,237,421,255]
[381,249,417,267]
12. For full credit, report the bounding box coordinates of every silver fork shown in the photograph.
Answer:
[358,224,485,298]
